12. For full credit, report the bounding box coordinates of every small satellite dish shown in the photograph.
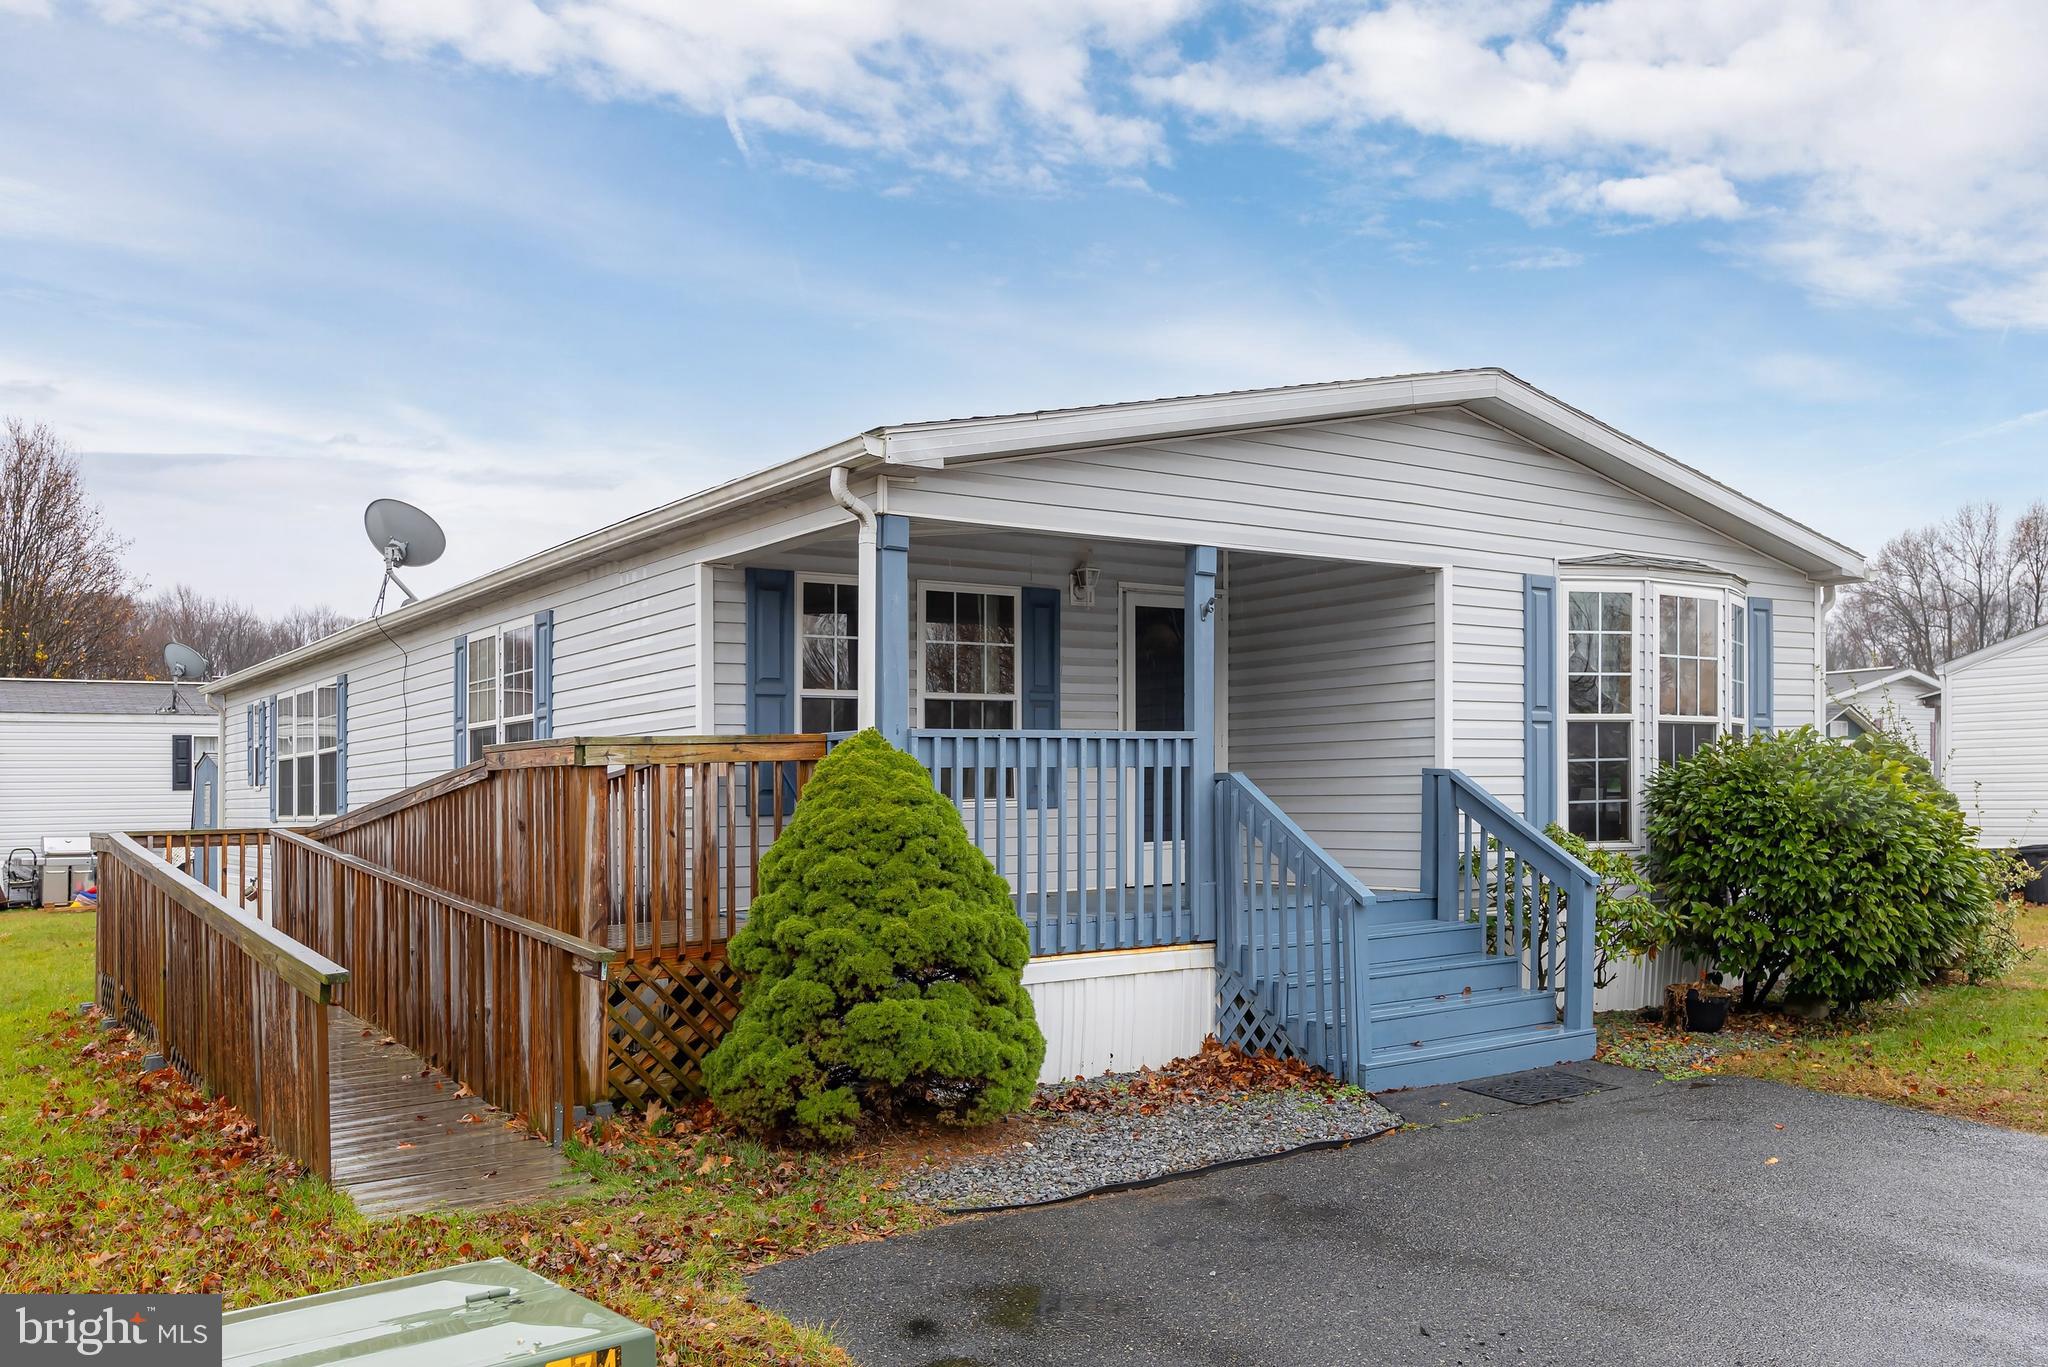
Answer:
[162,641,208,713]
[364,498,446,616]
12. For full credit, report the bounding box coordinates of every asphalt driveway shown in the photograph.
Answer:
[750,1062,2048,1366]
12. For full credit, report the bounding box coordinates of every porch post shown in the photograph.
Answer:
[870,513,911,749]
[1185,545,1219,939]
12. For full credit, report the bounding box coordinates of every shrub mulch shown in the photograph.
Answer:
[894,1041,1399,1212]
[1595,1010,1809,1078]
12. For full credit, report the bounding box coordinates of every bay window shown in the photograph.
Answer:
[1558,577,1755,845]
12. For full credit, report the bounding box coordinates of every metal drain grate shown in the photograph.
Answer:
[1461,1069,1607,1106]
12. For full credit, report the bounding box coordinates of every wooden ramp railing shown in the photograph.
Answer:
[269,829,615,1141]
[130,827,270,911]
[93,831,347,1178]
[309,735,826,1110]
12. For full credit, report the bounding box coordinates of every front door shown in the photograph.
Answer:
[1122,590,1185,848]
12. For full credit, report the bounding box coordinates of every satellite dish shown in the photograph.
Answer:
[162,641,208,713]
[164,642,209,680]
[364,498,446,615]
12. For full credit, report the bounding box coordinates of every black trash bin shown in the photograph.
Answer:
[2017,844,2048,905]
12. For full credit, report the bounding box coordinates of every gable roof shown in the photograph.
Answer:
[1944,620,2048,676]
[0,677,209,717]
[1826,667,1942,704]
[208,367,1866,697]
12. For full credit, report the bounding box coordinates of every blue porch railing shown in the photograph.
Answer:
[1422,768,1599,1034]
[1214,772,1373,1079]
[907,729,1201,956]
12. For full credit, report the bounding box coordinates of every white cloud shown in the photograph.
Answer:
[80,0,1198,189]
[1594,165,1742,222]
[1143,0,2048,326]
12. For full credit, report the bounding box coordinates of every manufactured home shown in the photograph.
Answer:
[0,678,215,887]
[180,369,1862,1110]
[1943,625,2048,848]
[1825,666,1942,768]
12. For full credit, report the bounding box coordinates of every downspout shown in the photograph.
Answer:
[209,693,228,828]
[1816,584,1838,729]
[828,467,879,729]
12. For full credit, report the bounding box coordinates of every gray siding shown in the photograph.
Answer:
[886,406,1824,820]
[0,713,215,855]
[1227,557,1435,890]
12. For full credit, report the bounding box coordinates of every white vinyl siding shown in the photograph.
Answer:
[885,406,1823,821]
[1945,631,2048,846]
[0,712,217,856]
[1227,557,1437,890]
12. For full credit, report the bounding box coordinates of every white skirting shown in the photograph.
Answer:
[1593,949,1718,1013]
[1023,945,1216,1083]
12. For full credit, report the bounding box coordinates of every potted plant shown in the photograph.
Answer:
[1663,976,1733,1034]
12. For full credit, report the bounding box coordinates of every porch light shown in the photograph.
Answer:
[1070,562,1100,607]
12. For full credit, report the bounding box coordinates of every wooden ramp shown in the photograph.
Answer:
[327,1010,591,1218]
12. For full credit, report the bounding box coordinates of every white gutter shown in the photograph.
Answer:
[828,466,880,729]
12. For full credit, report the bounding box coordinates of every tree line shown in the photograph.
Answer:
[1829,500,2048,675]
[2,417,352,681]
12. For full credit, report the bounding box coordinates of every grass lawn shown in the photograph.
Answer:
[1599,903,2048,1135]
[0,910,927,1366]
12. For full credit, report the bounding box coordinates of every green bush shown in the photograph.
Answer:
[1543,825,1684,988]
[1645,726,2005,1008]
[703,729,1044,1143]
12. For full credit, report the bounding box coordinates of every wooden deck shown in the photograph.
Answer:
[328,1009,590,1217]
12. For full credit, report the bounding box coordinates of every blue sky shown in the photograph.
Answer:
[5,1,2048,613]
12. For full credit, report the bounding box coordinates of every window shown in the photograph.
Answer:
[1728,598,1748,738]
[1565,589,1634,843]
[467,621,536,762]
[275,683,340,820]
[798,577,859,733]
[920,587,1018,729]
[1656,591,1721,765]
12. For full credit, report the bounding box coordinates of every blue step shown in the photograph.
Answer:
[1368,988,1558,1047]
[1365,919,1485,961]
[1366,951,1520,999]
[1365,1025,1598,1092]
[1367,892,1435,925]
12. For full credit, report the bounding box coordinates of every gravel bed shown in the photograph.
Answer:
[1595,1013,1791,1077]
[902,1085,1401,1212]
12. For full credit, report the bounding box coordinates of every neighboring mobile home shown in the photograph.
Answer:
[202,369,1865,1088]
[1825,666,1942,770]
[0,678,215,888]
[1943,624,2048,849]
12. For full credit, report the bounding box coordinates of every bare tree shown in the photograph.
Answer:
[1830,499,2048,673]
[0,418,146,678]
[132,586,355,678]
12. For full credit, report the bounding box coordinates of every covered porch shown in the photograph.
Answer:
[725,515,1452,957]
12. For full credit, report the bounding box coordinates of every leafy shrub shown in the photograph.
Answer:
[704,729,1044,1143]
[1467,828,1679,989]
[1645,726,2006,1008]
[1543,825,1684,988]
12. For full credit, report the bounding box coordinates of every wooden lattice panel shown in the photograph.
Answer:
[605,957,745,1109]
[1214,965,1302,1063]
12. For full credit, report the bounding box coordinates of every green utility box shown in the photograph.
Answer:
[221,1259,656,1367]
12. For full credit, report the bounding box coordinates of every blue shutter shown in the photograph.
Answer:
[266,695,278,823]
[1748,598,1775,734]
[746,569,797,813]
[452,636,469,768]
[334,674,349,814]
[245,704,257,786]
[1020,586,1061,809]
[170,734,193,792]
[1523,574,1559,829]
[532,609,554,739]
